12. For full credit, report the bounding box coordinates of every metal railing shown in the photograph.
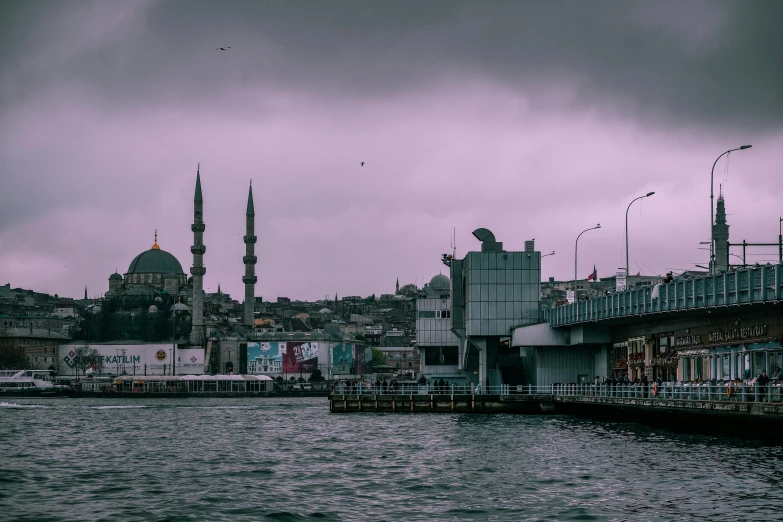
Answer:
[333,382,783,403]
[480,382,783,403]
[547,263,783,327]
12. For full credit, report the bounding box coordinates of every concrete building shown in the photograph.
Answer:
[0,327,70,370]
[448,229,541,390]
[416,274,462,383]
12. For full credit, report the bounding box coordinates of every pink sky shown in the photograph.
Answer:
[0,1,781,301]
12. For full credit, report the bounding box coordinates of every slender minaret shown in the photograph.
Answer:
[713,188,730,273]
[189,165,206,346]
[242,181,257,327]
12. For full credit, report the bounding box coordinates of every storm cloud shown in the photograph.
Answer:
[1,0,781,300]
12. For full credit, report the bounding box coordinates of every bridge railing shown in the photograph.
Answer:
[547,263,783,327]
[471,382,783,403]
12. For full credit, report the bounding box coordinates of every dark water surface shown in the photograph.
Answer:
[2,397,782,521]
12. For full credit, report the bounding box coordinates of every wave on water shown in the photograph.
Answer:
[91,405,150,409]
[0,402,49,408]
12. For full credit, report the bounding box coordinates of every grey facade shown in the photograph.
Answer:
[448,229,542,390]
[416,274,462,381]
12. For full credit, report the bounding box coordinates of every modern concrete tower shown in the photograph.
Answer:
[242,181,257,327]
[713,191,730,273]
[189,165,206,346]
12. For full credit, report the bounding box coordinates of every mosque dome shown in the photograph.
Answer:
[109,272,123,281]
[430,274,450,289]
[126,235,185,275]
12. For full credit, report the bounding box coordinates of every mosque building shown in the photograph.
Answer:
[101,166,257,354]
[107,231,188,297]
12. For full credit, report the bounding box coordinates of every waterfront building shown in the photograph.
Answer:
[448,230,542,389]
[0,327,70,370]
[416,273,463,384]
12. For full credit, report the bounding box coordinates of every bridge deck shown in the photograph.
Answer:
[547,263,783,327]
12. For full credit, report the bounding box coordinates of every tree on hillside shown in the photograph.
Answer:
[371,348,386,367]
[72,345,103,376]
[309,369,325,382]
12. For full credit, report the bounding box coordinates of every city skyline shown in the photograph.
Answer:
[1,0,782,301]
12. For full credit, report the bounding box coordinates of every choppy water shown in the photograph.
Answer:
[2,397,782,521]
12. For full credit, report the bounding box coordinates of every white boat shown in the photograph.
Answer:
[0,370,72,395]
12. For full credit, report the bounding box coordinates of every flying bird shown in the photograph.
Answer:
[360,162,364,166]
[215,47,231,51]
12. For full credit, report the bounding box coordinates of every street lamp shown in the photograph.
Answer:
[710,145,751,271]
[542,251,556,258]
[626,191,655,278]
[574,224,601,297]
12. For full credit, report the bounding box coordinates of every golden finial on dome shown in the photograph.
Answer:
[152,229,160,250]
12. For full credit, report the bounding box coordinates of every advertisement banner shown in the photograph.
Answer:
[616,271,627,292]
[332,343,354,374]
[283,342,319,374]
[59,344,204,376]
[247,342,283,375]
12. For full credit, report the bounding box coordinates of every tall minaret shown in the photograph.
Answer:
[242,181,257,327]
[712,188,730,273]
[190,165,206,346]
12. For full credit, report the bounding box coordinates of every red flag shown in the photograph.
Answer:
[587,265,597,281]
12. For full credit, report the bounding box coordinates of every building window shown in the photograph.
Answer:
[418,311,436,319]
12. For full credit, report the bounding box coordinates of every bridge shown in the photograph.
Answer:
[546,263,783,327]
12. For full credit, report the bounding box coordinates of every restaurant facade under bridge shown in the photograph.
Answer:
[609,309,783,382]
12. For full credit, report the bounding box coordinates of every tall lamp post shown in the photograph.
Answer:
[710,145,751,271]
[626,192,655,278]
[574,224,601,297]
[779,217,782,264]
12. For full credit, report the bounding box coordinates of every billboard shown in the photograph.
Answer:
[247,342,284,375]
[283,341,320,374]
[59,344,205,376]
[332,343,354,374]
[354,344,372,375]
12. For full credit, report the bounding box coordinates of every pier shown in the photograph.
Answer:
[329,383,783,439]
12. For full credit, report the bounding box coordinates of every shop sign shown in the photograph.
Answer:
[675,335,701,347]
[708,324,767,343]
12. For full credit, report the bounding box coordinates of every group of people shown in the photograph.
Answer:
[334,379,406,394]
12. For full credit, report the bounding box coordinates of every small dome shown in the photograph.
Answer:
[430,274,449,286]
[169,303,190,312]
[318,308,332,314]
[109,272,123,281]
[148,305,158,313]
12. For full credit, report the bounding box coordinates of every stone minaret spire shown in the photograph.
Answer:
[189,164,206,346]
[713,187,730,273]
[242,180,257,327]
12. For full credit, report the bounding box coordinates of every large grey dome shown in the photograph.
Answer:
[127,248,185,275]
[430,274,450,288]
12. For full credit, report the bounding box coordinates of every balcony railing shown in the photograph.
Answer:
[546,263,783,327]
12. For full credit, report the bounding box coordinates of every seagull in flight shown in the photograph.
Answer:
[360,162,365,166]
[215,46,231,51]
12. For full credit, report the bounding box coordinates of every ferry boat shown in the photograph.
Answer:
[0,370,73,396]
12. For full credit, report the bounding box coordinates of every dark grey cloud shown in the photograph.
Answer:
[2,0,781,130]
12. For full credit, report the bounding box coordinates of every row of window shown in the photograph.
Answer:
[418,310,451,319]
